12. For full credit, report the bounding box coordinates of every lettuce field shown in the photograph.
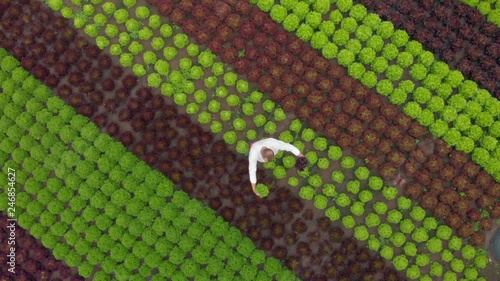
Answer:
[0,0,499,280]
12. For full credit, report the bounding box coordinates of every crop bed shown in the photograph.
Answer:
[0,0,499,280]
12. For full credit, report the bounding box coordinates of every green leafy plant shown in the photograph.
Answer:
[387,209,403,224]
[337,49,355,66]
[272,166,287,180]
[341,156,355,169]
[264,121,277,135]
[283,13,300,31]
[349,63,366,79]
[319,19,335,35]
[403,101,422,118]
[326,206,341,221]
[355,24,372,42]
[379,245,394,260]
[301,128,316,142]
[409,64,428,81]
[430,261,443,277]
[255,183,269,198]
[288,177,299,187]
[354,225,369,241]
[381,186,397,200]
[299,186,315,200]
[436,225,452,240]
[253,114,267,127]
[463,267,478,280]
[474,254,489,269]
[314,195,328,210]
[350,201,365,217]
[323,184,337,197]
[376,79,394,96]
[232,118,246,131]
[342,215,356,228]
[412,227,429,243]
[386,65,403,81]
[328,146,342,161]
[424,97,445,115]
[399,219,415,234]
[273,108,287,121]
[361,71,376,86]
[367,235,381,251]
[346,39,362,55]
[317,158,329,169]
[412,87,431,105]
[422,217,438,231]
[377,223,392,239]
[310,137,327,151]
[335,193,351,207]
[396,197,412,211]
[363,213,379,228]
[355,190,372,204]
[282,154,296,169]
[382,43,399,60]
[376,20,394,39]
[393,254,408,271]
[311,31,329,49]
[347,180,360,194]
[307,174,322,188]
[295,23,314,41]
[405,265,421,280]
[269,4,287,23]
[367,176,383,190]
[322,42,338,59]
[373,201,387,215]
[358,47,376,64]
[461,244,476,260]
[354,166,369,180]
[390,232,406,247]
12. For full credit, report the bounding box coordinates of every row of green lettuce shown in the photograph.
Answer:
[461,0,500,26]
[40,1,495,279]
[0,48,298,281]
[252,0,500,181]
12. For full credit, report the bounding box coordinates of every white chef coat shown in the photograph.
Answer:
[248,138,300,184]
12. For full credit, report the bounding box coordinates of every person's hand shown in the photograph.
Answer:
[298,153,305,157]
[251,183,261,197]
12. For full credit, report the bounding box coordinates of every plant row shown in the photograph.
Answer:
[0,65,296,281]
[1,3,396,279]
[251,0,500,180]
[359,0,500,99]
[331,180,492,280]
[461,0,500,26]
[289,214,405,280]
[131,0,500,238]
[0,213,83,281]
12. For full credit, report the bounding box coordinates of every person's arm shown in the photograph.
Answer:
[248,154,260,196]
[273,139,302,156]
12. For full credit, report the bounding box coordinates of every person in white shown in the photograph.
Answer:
[248,138,304,196]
